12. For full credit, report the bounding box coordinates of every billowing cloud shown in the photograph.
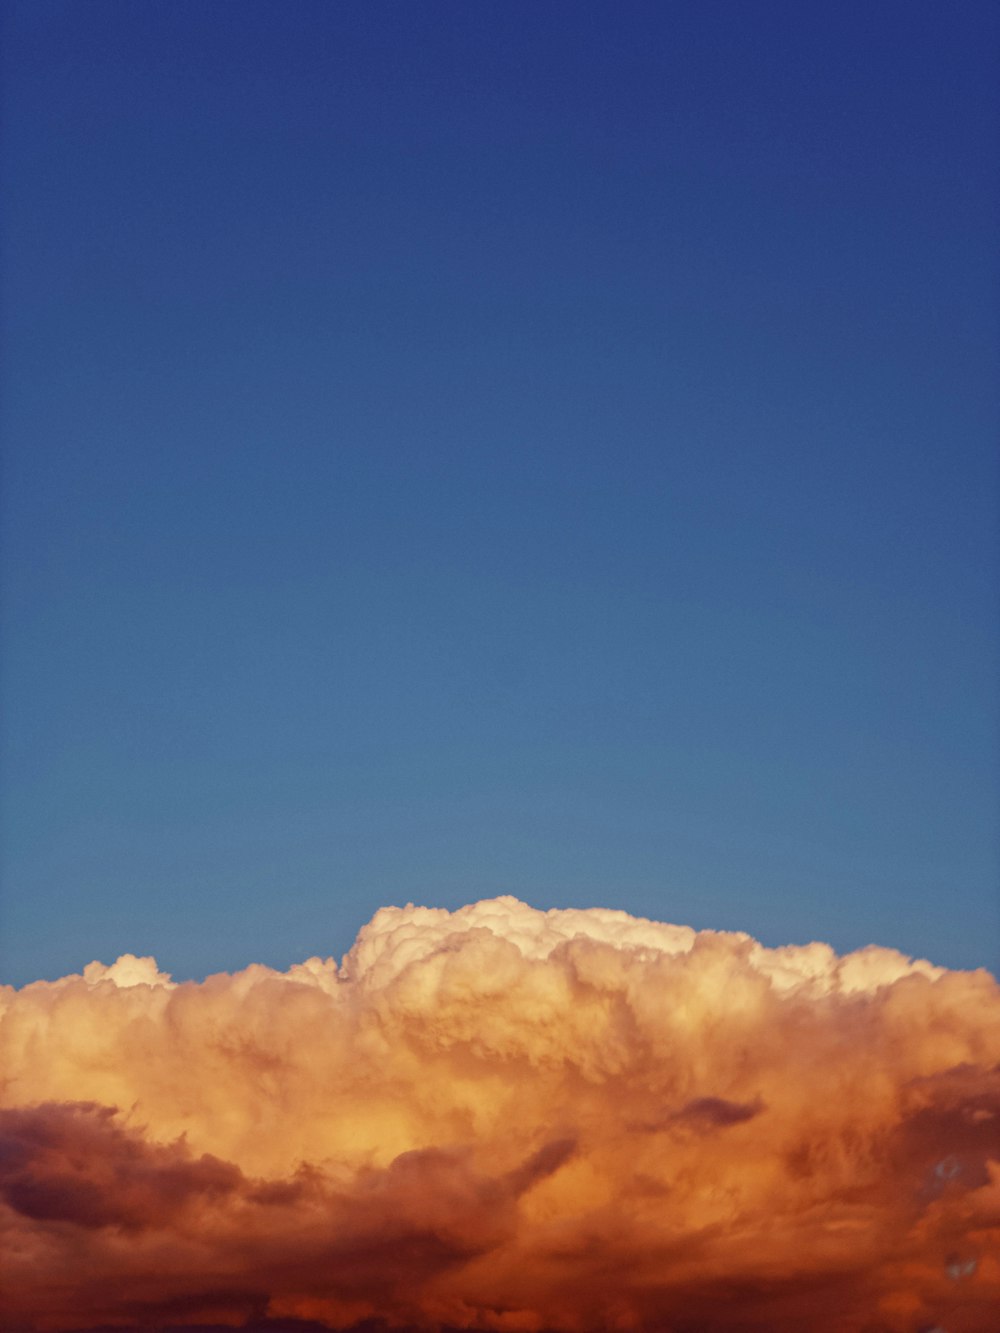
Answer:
[1,896,998,1331]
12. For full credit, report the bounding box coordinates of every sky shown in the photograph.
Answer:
[2,0,998,987]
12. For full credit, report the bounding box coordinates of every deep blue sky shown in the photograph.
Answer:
[2,0,997,985]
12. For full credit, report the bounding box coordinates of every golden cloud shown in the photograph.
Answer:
[2,897,997,1331]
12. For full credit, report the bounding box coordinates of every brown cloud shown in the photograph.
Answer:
[1,897,998,1331]
[0,1102,243,1230]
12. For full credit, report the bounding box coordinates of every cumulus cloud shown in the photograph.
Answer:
[1,896,998,1332]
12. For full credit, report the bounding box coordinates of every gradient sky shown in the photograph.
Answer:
[1,0,997,987]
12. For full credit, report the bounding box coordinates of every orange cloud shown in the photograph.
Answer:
[1,897,997,1331]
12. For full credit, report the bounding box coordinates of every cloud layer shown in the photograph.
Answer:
[2,897,998,1331]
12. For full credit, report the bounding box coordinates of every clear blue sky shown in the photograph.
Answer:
[2,0,997,985]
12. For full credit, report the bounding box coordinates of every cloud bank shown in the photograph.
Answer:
[1,897,998,1331]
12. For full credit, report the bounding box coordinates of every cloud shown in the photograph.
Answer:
[0,1101,242,1230]
[1,896,998,1331]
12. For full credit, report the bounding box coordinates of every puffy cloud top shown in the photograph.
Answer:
[81,953,175,989]
[1,898,997,1332]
